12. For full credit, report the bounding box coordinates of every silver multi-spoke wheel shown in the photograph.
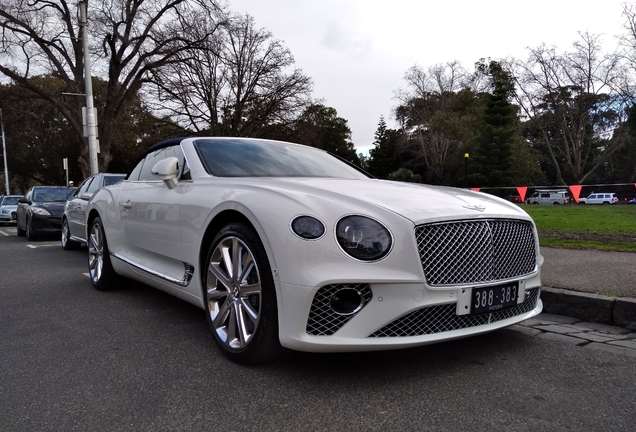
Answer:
[61,220,69,247]
[207,236,262,350]
[88,221,104,284]
[61,219,78,250]
[86,217,119,291]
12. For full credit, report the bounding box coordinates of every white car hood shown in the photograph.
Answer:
[274,178,528,224]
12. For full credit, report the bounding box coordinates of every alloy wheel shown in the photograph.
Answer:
[61,220,69,247]
[88,222,104,284]
[206,236,262,350]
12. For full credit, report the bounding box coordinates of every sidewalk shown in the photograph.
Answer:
[539,247,636,330]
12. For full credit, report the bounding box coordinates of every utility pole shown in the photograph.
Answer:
[1,108,9,194]
[78,1,99,175]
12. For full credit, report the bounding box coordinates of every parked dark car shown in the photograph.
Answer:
[16,186,73,240]
[62,173,125,249]
[0,195,23,225]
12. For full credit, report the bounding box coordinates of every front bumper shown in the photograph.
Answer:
[0,212,16,223]
[277,272,543,352]
[31,214,63,234]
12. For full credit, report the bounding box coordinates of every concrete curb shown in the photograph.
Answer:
[541,287,636,331]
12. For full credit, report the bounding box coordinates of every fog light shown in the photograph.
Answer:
[330,288,364,315]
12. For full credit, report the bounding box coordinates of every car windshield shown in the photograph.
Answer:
[32,188,72,202]
[194,138,369,179]
[103,175,125,186]
[2,197,20,205]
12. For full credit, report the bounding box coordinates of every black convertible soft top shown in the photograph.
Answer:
[125,137,187,179]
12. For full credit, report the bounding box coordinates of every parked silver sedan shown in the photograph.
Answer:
[0,195,23,225]
[61,173,125,249]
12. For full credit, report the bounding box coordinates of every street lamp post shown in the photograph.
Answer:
[1,108,9,195]
[464,153,469,188]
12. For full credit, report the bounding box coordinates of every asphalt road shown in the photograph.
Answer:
[1,226,635,431]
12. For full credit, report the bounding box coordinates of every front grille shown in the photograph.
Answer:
[415,219,536,286]
[369,288,540,338]
[306,283,372,336]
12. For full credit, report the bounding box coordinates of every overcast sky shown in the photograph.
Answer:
[227,0,628,153]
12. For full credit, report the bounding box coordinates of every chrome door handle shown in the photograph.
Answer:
[122,200,132,210]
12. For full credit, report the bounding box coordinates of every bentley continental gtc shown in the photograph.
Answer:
[86,137,543,364]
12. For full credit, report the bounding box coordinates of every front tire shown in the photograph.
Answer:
[204,222,281,365]
[61,218,80,250]
[26,217,37,241]
[87,217,119,291]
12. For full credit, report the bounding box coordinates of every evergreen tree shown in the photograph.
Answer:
[367,116,399,178]
[293,104,360,165]
[470,61,516,187]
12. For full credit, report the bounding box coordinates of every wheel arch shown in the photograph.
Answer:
[86,209,101,238]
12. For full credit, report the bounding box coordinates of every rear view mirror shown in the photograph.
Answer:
[18,197,30,204]
[151,157,180,189]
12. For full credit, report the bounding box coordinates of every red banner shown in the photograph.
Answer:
[516,186,528,202]
[470,187,481,192]
[568,185,582,203]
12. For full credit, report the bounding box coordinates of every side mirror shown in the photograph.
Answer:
[80,193,92,201]
[151,157,180,189]
[18,197,30,204]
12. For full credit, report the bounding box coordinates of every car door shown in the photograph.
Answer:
[16,188,33,230]
[118,145,188,284]
[67,177,94,238]
[75,175,102,237]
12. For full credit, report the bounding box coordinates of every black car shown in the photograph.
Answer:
[16,186,73,240]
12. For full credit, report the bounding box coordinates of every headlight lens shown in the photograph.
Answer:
[31,207,51,216]
[336,215,392,261]
[291,216,325,240]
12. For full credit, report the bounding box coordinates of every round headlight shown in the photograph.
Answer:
[336,215,392,261]
[291,215,325,240]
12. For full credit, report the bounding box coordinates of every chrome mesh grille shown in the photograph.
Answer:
[369,288,540,338]
[306,283,373,336]
[415,219,536,286]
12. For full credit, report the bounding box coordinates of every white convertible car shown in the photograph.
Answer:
[86,137,543,364]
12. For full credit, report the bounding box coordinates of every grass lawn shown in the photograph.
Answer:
[522,204,636,252]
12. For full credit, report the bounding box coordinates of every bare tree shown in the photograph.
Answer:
[394,62,479,183]
[513,32,629,184]
[0,0,223,176]
[152,13,312,137]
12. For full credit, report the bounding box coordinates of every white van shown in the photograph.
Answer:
[526,190,570,205]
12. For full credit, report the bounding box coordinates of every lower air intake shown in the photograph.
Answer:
[306,283,372,336]
[368,288,540,338]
